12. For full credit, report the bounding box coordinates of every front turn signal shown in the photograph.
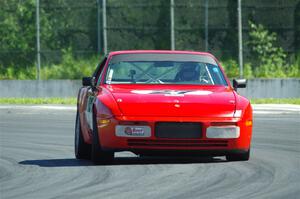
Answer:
[98,119,111,125]
[245,120,252,127]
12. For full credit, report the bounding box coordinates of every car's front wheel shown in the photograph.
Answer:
[91,112,114,165]
[226,150,250,161]
[75,111,91,159]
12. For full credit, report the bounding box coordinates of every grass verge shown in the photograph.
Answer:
[0,98,77,105]
[0,98,299,105]
[250,98,300,105]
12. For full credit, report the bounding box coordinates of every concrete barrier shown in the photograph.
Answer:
[238,79,300,98]
[0,79,299,98]
[0,80,81,98]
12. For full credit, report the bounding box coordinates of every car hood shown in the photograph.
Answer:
[103,85,236,118]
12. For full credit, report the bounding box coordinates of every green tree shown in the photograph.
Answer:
[248,21,287,77]
[0,0,36,69]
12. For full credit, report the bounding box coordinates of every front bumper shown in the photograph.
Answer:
[97,115,252,153]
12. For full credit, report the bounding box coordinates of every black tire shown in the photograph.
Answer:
[226,150,250,161]
[91,112,114,165]
[75,111,91,159]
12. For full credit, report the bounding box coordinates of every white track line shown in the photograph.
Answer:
[253,104,300,112]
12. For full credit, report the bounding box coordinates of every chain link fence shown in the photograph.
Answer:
[0,0,299,78]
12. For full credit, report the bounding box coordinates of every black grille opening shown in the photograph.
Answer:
[155,122,202,139]
[127,139,228,147]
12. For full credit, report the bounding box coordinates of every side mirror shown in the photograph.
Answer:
[233,79,247,91]
[82,77,95,87]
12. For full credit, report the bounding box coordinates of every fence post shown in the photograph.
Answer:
[102,0,107,54]
[204,0,208,52]
[238,0,243,78]
[170,0,175,50]
[36,0,41,80]
[97,0,101,55]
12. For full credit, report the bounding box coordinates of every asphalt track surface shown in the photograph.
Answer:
[0,105,299,199]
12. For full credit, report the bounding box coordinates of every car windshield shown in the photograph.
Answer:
[105,53,227,85]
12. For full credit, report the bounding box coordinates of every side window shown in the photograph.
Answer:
[93,57,107,85]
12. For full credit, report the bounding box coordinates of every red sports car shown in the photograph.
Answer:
[75,50,253,164]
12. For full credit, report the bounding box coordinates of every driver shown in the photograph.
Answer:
[175,62,199,81]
